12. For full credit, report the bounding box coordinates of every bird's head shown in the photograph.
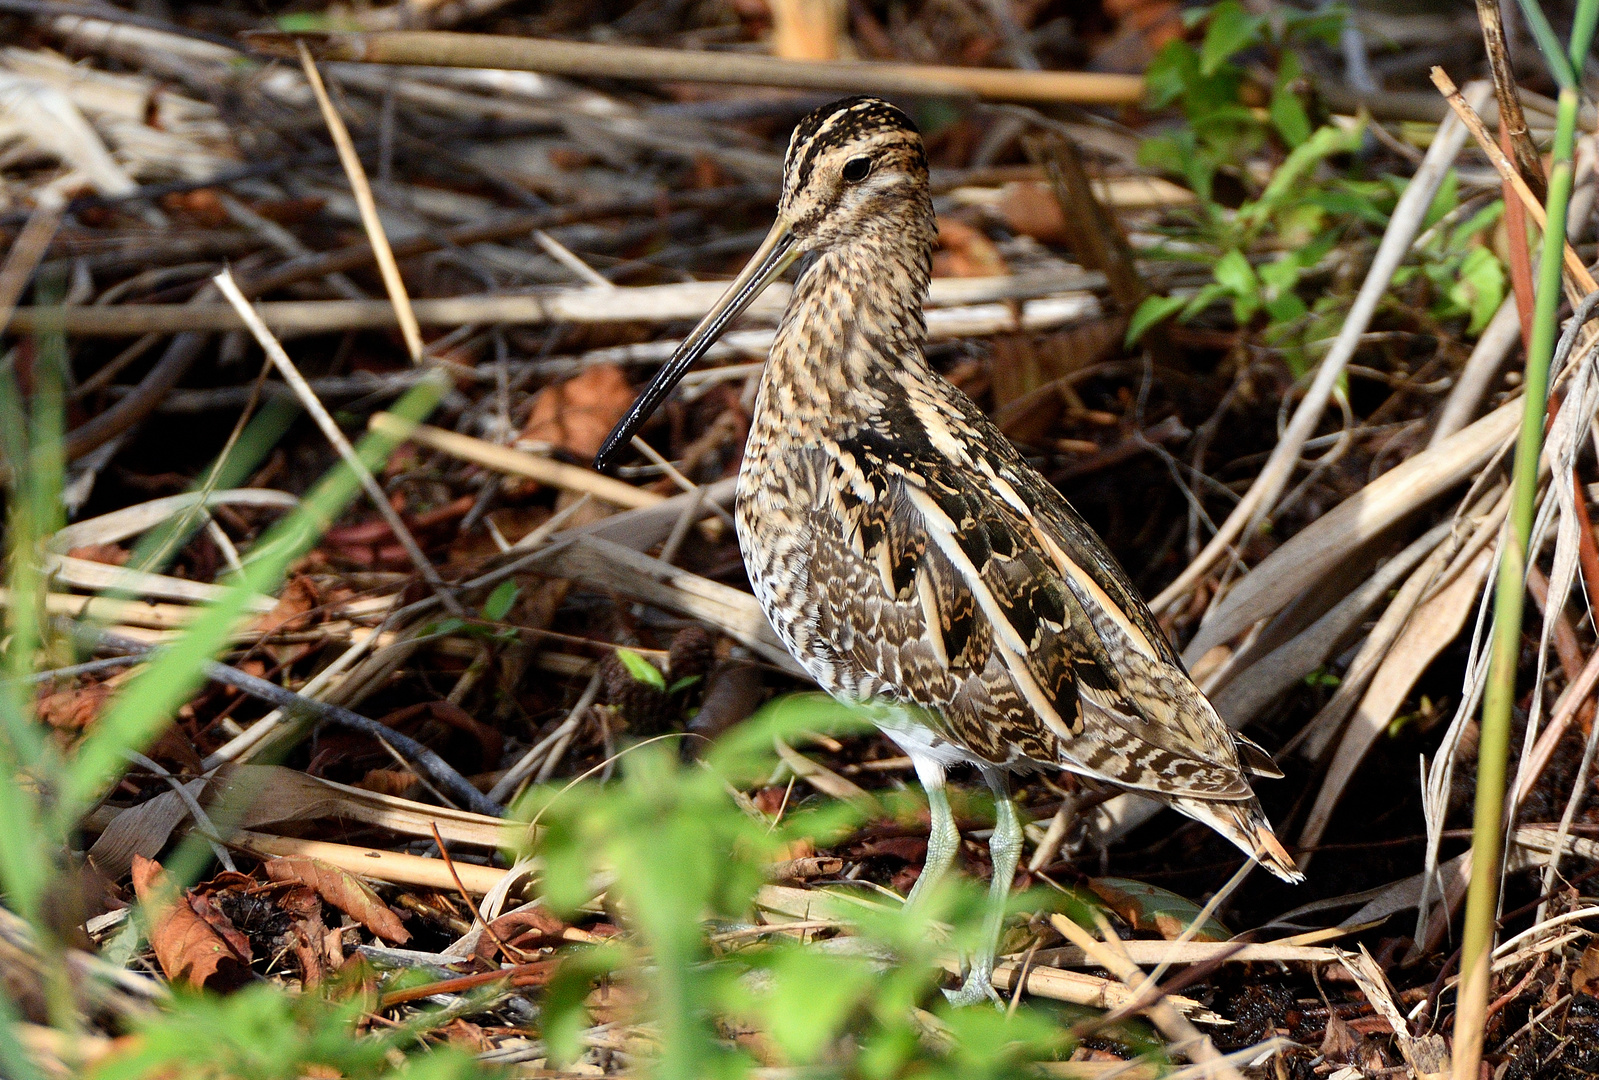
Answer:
[594,97,931,473]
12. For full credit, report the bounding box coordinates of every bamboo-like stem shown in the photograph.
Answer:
[244,30,1144,104]
[1452,0,1596,1067]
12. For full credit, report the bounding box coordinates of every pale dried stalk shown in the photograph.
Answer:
[297,40,424,364]
[212,268,463,615]
[0,195,63,334]
[257,29,1145,104]
[1048,914,1248,1080]
[368,413,665,511]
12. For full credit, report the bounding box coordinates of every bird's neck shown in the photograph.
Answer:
[762,236,934,422]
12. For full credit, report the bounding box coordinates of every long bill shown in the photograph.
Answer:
[594,218,800,473]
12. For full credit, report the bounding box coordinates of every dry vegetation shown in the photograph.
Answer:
[2,0,1599,1077]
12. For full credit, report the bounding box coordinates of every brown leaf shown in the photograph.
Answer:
[37,681,111,732]
[263,857,410,944]
[130,855,250,990]
[996,182,1069,245]
[65,543,129,566]
[160,189,228,227]
[255,575,320,637]
[521,364,636,461]
[475,903,567,963]
[932,218,1007,278]
[1575,942,1599,996]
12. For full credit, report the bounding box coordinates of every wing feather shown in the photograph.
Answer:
[804,419,1255,800]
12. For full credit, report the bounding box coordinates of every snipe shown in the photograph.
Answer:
[598,96,1301,1005]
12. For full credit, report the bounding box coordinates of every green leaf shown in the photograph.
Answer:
[1282,5,1348,47]
[1270,52,1311,147]
[1180,281,1232,320]
[1422,168,1459,230]
[1449,199,1505,252]
[1126,294,1187,346]
[750,947,876,1062]
[481,579,519,621]
[667,674,702,695]
[1246,121,1364,226]
[615,647,667,691]
[1200,0,1266,75]
[1450,246,1507,333]
[1145,40,1199,109]
[1265,291,1308,324]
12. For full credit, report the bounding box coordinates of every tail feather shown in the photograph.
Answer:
[1169,796,1304,884]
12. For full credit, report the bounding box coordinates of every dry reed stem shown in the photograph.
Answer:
[0,196,63,335]
[296,40,424,364]
[1432,67,1596,292]
[248,30,1145,104]
[213,269,464,616]
[7,273,1098,337]
[369,414,665,511]
[1048,914,1248,1080]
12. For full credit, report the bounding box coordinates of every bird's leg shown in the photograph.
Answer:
[945,770,1021,1008]
[905,757,958,910]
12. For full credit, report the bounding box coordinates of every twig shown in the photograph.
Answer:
[247,30,1146,104]
[123,751,236,873]
[369,413,664,511]
[1431,67,1596,292]
[212,268,465,616]
[0,195,63,335]
[1477,0,1548,202]
[297,41,423,364]
[429,822,520,961]
[1048,914,1248,1080]
[488,670,601,804]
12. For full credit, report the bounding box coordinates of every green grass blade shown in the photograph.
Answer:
[1453,81,1582,1080]
[57,372,447,824]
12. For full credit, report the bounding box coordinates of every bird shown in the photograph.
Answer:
[596,95,1301,1005]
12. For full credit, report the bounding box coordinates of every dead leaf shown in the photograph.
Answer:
[263,856,410,944]
[1087,877,1230,941]
[521,364,636,461]
[474,903,567,963]
[255,575,319,637]
[37,681,111,732]
[130,855,250,990]
[997,182,1069,245]
[159,188,228,227]
[1575,942,1599,996]
[64,543,129,566]
[933,218,1007,278]
[353,768,416,797]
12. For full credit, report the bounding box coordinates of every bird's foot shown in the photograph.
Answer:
[942,963,1004,1009]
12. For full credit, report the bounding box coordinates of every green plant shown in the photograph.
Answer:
[1128,2,1505,372]
[0,289,454,1074]
[524,693,1070,1079]
[1455,4,1599,1077]
[88,985,482,1080]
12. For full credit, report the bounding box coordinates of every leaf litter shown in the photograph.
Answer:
[2,0,1599,1077]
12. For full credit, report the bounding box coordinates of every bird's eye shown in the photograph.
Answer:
[841,156,872,183]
